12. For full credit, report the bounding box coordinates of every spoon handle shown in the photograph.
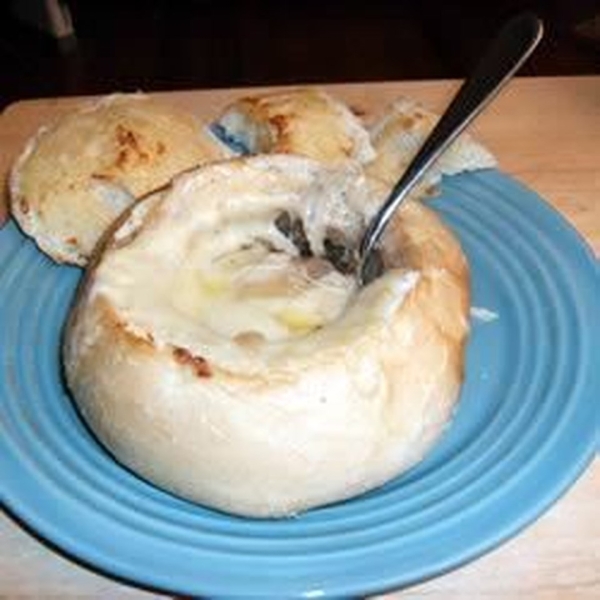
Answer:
[359,12,543,284]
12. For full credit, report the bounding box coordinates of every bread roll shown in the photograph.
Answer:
[10,94,229,265]
[63,154,469,518]
[367,97,497,198]
[212,88,375,165]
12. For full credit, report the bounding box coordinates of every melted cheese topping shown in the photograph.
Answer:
[100,213,355,343]
[170,240,355,341]
[90,157,418,371]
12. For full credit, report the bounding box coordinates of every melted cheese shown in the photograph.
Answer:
[90,157,418,372]
[172,242,355,341]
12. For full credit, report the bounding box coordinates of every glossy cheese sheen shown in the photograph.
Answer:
[91,156,416,368]
[103,240,355,343]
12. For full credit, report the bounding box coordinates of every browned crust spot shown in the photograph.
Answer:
[91,172,114,181]
[349,105,367,117]
[113,124,151,170]
[94,297,157,352]
[172,346,212,378]
[116,321,156,350]
[340,140,353,157]
[240,96,261,109]
[233,330,265,348]
[413,110,427,122]
[19,198,29,215]
[66,236,78,245]
[399,115,416,129]
[269,114,291,147]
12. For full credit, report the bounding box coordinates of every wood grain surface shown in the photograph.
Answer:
[0,76,598,598]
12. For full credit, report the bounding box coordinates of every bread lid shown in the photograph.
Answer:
[212,88,375,165]
[367,97,497,198]
[10,94,229,265]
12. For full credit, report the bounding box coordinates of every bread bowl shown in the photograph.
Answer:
[9,93,229,266]
[63,153,469,518]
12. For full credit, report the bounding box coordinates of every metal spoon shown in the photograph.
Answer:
[358,12,544,285]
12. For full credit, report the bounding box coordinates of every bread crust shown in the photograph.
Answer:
[63,155,469,518]
[367,97,497,199]
[214,88,375,165]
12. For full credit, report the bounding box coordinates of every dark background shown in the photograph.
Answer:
[1,0,599,110]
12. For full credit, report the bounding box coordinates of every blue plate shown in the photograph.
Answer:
[1,170,598,598]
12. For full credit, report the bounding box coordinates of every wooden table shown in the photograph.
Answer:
[1,76,598,599]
